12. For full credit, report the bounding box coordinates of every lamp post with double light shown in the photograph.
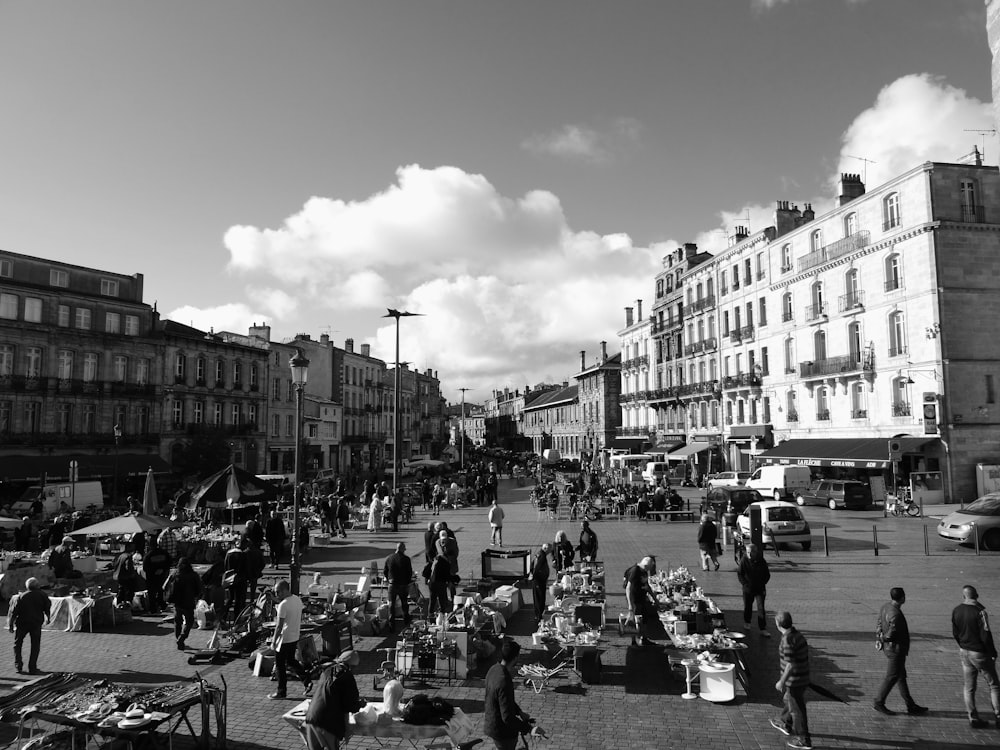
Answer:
[382,309,423,492]
[289,349,310,595]
[113,423,122,506]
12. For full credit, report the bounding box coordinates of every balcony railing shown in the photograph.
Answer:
[782,310,794,323]
[851,409,868,419]
[786,411,799,422]
[729,330,742,343]
[888,345,908,358]
[740,324,755,342]
[703,337,717,351]
[732,278,740,290]
[615,426,654,437]
[690,295,716,313]
[799,354,873,378]
[756,271,766,281]
[720,286,728,296]
[676,380,719,397]
[883,216,902,231]
[838,290,865,312]
[797,230,870,272]
[780,264,792,274]
[892,402,911,417]
[722,373,762,390]
[884,277,903,292]
[817,410,831,421]
[805,303,828,322]
[960,204,985,223]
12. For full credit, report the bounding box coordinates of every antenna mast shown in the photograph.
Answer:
[843,154,877,183]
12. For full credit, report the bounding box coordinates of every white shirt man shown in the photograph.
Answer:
[268,580,310,700]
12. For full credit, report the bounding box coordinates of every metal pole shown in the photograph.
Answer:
[113,431,120,506]
[393,318,401,493]
[923,525,929,556]
[823,526,829,557]
[972,522,980,556]
[460,389,466,471]
[291,383,303,595]
[873,525,879,556]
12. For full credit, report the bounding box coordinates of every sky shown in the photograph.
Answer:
[0,0,995,402]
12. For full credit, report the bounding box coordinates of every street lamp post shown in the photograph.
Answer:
[382,309,423,492]
[289,349,310,596]
[113,423,122,506]
[458,388,471,471]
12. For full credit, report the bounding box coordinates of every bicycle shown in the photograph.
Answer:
[887,494,920,517]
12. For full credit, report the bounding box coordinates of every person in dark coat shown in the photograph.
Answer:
[427,553,452,624]
[47,517,66,549]
[531,544,551,622]
[223,543,248,623]
[423,522,438,564]
[874,587,928,715]
[168,557,202,650]
[113,542,139,607]
[8,578,50,674]
[303,650,363,750]
[142,536,172,614]
[242,537,265,601]
[13,518,32,551]
[383,542,413,631]
[485,640,537,750]
[737,543,771,635]
[553,530,574,573]
[244,518,264,549]
[390,489,404,532]
[577,521,598,562]
[697,514,720,572]
[265,510,286,568]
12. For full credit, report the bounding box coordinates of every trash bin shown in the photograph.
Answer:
[699,662,735,702]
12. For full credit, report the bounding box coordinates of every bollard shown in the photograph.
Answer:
[873,525,879,556]
[923,525,929,556]
[972,522,980,556]
[823,526,829,557]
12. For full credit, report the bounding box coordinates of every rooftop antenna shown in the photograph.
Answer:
[963,129,996,162]
[843,154,876,183]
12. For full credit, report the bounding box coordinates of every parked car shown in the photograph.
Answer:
[795,480,872,510]
[705,471,750,490]
[737,500,812,550]
[745,465,812,501]
[703,486,763,520]
[937,493,1000,551]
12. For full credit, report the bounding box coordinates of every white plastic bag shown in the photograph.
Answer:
[194,599,211,630]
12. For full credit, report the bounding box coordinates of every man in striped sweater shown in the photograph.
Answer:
[770,610,812,750]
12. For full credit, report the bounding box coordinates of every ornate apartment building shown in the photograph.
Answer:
[574,342,621,462]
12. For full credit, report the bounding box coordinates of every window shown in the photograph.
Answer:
[786,390,798,420]
[196,357,206,382]
[50,269,69,287]
[722,311,730,336]
[758,297,767,326]
[24,402,40,433]
[816,387,830,420]
[175,354,186,380]
[814,330,827,361]
[285,414,294,437]
[744,259,752,286]
[720,270,728,295]
[24,298,42,323]
[756,252,764,279]
[761,346,769,376]
[137,406,149,434]
[248,404,257,425]
[272,414,280,437]
[780,244,791,272]
[273,378,281,400]
[847,321,862,365]
[745,302,753,328]
[844,212,857,236]
[173,400,183,427]
[214,403,223,425]
[784,337,795,374]
[83,353,98,381]
[732,264,740,289]
[105,312,120,333]
[76,308,91,330]
[215,360,224,385]
[101,279,119,297]
[0,259,11,278]
[884,253,902,291]
[888,311,907,357]
[250,364,258,388]
[811,229,823,253]
[960,179,981,221]
[0,294,17,319]
[231,404,241,425]
[0,345,12,375]
[57,403,72,433]
[193,402,204,424]
[892,377,910,416]
[781,292,793,322]
[723,356,731,377]
[988,374,996,405]
[83,405,96,434]
[58,305,70,327]
[233,361,242,386]
[883,192,901,230]
[851,382,866,419]
[25,347,42,377]
[136,358,149,385]
[124,315,139,335]
[113,355,127,382]
[57,350,73,380]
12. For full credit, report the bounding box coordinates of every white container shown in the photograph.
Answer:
[674,620,688,636]
[699,663,735,702]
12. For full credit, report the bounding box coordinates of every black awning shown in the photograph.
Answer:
[757,437,936,470]
[0,453,173,482]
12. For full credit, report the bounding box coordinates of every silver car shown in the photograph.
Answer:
[937,493,1000,551]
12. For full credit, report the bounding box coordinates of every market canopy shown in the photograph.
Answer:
[71,512,185,537]
[756,437,935,470]
[666,443,714,461]
[186,464,278,510]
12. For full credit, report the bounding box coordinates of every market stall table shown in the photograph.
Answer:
[44,594,118,632]
[283,700,471,749]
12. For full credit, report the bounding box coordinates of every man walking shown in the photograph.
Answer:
[8,578,50,674]
[383,542,413,632]
[951,585,1000,729]
[697,513,720,571]
[737,543,771,636]
[769,611,812,750]
[530,544,551,622]
[265,510,287,568]
[142,536,172,614]
[168,557,202,650]
[268,579,312,700]
[488,498,505,547]
[873,587,928,715]
[625,556,657,646]
[485,640,536,750]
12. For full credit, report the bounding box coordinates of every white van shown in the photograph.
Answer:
[642,462,671,485]
[745,465,812,501]
[12,481,104,517]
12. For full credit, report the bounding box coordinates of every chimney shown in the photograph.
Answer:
[625,306,634,327]
[248,323,271,342]
[601,340,608,362]
[360,343,370,357]
[774,200,796,238]
[562,381,568,388]
[320,333,329,345]
[636,299,643,320]
[800,203,815,223]
[580,350,586,371]
[525,384,530,395]
[837,173,866,206]
[683,242,698,259]
[345,337,354,353]
[733,226,748,243]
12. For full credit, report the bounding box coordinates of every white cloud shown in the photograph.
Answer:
[216,165,662,396]
[836,73,996,189]
[522,118,642,163]
[165,302,268,334]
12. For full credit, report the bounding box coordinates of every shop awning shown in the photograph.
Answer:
[0,453,173,482]
[756,437,936,470]
[667,443,714,460]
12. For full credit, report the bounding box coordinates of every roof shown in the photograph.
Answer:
[576,352,622,378]
[522,384,579,411]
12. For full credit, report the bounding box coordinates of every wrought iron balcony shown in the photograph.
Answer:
[780,264,793,274]
[690,295,716,313]
[804,303,828,322]
[884,277,903,292]
[740,325,755,342]
[838,290,865,312]
[799,355,871,378]
[892,402,911,417]
[782,310,794,323]
[703,337,717,351]
[851,409,868,419]
[816,410,831,421]
[786,411,799,422]
[883,216,901,231]
[888,344,908,358]
[722,373,762,390]
[797,230,870,272]
[676,380,719,397]
[960,204,985,223]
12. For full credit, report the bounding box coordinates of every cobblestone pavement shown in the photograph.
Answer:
[2,480,998,750]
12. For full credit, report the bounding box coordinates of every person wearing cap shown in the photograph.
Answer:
[8,578,50,674]
[47,536,76,579]
[302,650,363,749]
[383,542,413,632]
